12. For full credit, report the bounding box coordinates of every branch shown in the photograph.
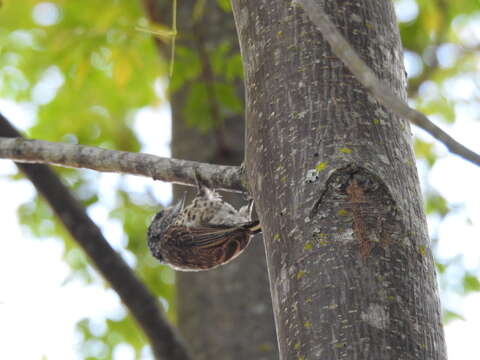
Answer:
[294,0,480,168]
[0,136,244,192]
[0,114,193,360]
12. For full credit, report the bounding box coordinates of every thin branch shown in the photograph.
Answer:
[0,113,192,360]
[0,136,244,192]
[294,0,480,168]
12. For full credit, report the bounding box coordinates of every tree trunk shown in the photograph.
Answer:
[232,0,447,359]
[142,1,278,359]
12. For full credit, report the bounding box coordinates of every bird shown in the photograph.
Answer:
[147,173,261,271]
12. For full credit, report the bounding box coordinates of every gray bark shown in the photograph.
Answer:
[142,0,278,359]
[232,0,446,359]
[0,137,242,191]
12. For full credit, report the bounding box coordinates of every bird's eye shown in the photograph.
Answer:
[152,210,165,221]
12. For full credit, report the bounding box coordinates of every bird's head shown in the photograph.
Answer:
[147,196,186,262]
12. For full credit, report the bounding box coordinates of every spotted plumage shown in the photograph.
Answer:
[147,174,261,271]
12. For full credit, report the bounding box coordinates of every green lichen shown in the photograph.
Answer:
[338,209,349,216]
[304,242,313,251]
[296,270,306,280]
[419,245,427,256]
[315,161,328,172]
[294,343,301,350]
[303,321,312,328]
[334,342,346,349]
[280,175,287,183]
[273,233,281,241]
[372,118,381,125]
[315,232,329,245]
[339,147,352,154]
[258,343,272,352]
[305,297,312,303]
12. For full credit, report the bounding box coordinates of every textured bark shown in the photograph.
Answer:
[142,1,278,359]
[232,0,446,359]
[296,0,480,168]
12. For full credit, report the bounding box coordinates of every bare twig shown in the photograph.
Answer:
[0,113,193,360]
[294,0,480,167]
[0,136,244,192]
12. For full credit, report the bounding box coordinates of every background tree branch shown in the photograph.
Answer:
[141,0,280,358]
[294,0,480,167]
[0,136,244,192]
[0,113,192,360]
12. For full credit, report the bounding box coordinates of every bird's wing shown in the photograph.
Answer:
[168,221,259,249]
[166,224,242,249]
[187,224,243,248]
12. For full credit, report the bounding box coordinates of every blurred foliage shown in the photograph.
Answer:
[170,39,243,132]
[0,0,173,357]
[1,0,480,357]
[398,0,480,323]
[0,0,241,358]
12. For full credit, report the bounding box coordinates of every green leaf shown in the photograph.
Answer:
[211,41,232,76]
[425,193,449,217]
[414,139,437,167]
[193,0,207,22]
[225,53,244,81]
[443,310,465,324]
[169,45,201,92]
[435,262,446,274]
[216,0,232,12]
[184,82,214,131]
[463,273,480,294]
[215,82,243,114]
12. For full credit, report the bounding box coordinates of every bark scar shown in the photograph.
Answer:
[309,164,401,257]
[346,180,370,256]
